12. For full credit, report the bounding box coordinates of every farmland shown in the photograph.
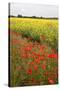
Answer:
[9,17,58,87]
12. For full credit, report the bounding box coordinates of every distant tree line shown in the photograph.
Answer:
[9,14,58,19]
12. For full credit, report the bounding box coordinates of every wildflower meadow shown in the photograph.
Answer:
[9,17,58,87]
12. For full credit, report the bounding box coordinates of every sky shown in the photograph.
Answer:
[10,3,58,18]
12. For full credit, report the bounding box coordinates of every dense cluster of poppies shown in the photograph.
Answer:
[10,30,58,86]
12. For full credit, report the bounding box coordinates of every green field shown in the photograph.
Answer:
[10,17,58,87]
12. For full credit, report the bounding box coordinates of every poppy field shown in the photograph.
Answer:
[9,17,58,87]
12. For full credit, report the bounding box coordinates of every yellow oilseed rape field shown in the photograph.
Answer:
[10,17,58,49]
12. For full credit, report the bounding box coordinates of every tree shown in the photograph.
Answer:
[17,14,22,17]
[32,16,36,18]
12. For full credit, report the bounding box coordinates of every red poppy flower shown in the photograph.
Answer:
[34,65,38,71]
[41,64,46,70]
[37,55,44,61]
[33,55,36,59]
[27,68,32,75]
[47,53,58,58]
[37,56,41,61]
[30,61,34,65]
[32,51,37,56]
[37,53,40,57]
[31,78,35,82]
[21,53,28,58]
[27,53,32,58]
[40,56,44,60]
[23,44,33,52]
[35,59,40,64]
[48,78,55,84]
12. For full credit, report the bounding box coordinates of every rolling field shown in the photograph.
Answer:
[9,17,58,87]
